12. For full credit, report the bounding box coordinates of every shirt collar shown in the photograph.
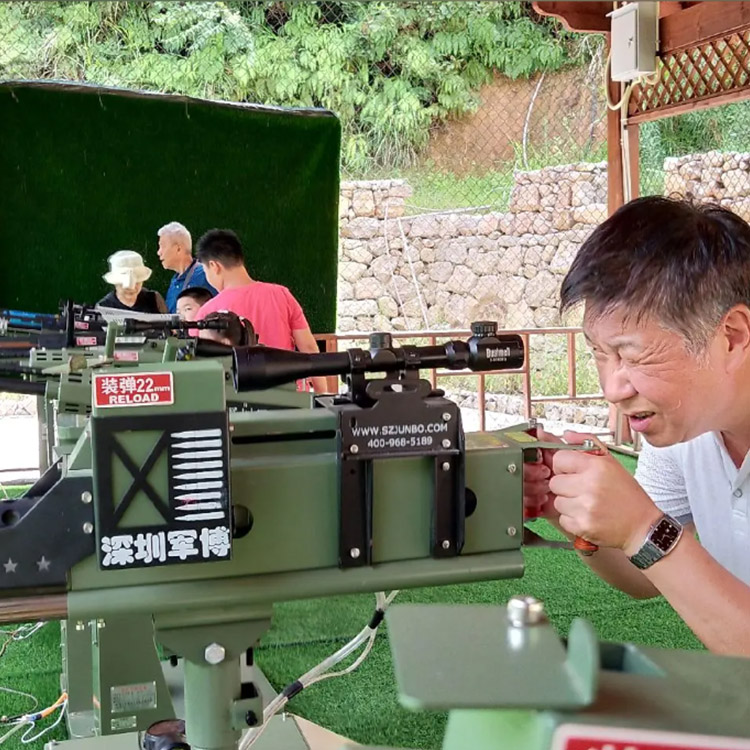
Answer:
[712,431,750,489]
[177,258,197,280]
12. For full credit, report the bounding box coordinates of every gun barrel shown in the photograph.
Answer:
[0,594,68,623]
[0,377,46,395]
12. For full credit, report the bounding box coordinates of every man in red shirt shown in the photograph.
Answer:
[194,229,327,393]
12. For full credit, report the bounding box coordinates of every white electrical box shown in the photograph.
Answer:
[609,2,658,82]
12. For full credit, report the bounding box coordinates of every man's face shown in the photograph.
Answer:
[176,296,202,322]
[158,234,181,271]
[584,304,728,447]
[202,260,223,291]
[115,281,143,298]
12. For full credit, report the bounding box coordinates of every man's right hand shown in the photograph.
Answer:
[523,429,601,522]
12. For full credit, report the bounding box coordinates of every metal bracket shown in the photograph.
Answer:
[333,378,466,568]
[0,475,95,589]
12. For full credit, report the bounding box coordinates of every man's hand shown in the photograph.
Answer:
[550,438,662,554]
[523,427,561,521]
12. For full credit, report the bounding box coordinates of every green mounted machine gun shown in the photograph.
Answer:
[0,306,312,469]
[1,323,749,750]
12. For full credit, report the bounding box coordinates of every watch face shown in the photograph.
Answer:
[651,518,681,551]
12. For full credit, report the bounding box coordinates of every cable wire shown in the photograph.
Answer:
[238,590,399,750]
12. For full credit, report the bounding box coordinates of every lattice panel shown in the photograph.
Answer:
[630,29,750,118]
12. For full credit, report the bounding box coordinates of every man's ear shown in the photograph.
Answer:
[207,260,222,276]
[721,305,750,371]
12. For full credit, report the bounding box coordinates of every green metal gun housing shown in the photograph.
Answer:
[1,325,747,750]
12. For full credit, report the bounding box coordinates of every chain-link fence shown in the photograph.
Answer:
[5,2,750,425]
[640,100,750,216]
[0,1,608,336]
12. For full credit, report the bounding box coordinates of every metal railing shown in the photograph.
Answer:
[315,326,605,432]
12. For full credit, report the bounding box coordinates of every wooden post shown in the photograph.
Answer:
[606,43,637,444]
[606,38,625,217]
[627,121,640,199]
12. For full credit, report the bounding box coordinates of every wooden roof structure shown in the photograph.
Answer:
[532,1,750,212]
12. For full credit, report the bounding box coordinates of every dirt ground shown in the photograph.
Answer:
[426,67,608,173]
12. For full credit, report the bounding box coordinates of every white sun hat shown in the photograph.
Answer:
[103,250,153,288]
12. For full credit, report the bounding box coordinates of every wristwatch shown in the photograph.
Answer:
[628,513,684,570]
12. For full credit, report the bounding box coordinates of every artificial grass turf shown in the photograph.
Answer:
[0,451,702,749]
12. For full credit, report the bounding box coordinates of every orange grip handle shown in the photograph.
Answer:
[574,536,598,555]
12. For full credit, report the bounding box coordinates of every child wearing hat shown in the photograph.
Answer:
[98,250,168,314]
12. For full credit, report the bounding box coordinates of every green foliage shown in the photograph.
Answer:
[0,1,580,174]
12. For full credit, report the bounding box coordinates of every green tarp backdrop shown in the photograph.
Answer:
[0,82,340,332]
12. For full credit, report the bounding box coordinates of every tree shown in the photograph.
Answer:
[0,1,580,174]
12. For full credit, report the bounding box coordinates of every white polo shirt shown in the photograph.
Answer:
[635,433,750,584]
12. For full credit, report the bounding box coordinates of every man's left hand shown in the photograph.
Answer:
[550,445,663,555]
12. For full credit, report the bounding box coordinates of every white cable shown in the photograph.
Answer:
[0,623,45,639]
[12,623,46,641]
[305,630,378,686]
[0,721,26,746]
[238,591,399,750]
[20,700,67,744]
[385,590,400,606]
[0,685,38,713]
[298,624,374,686]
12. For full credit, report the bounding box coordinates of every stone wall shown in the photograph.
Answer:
[664,150,750,220]
[337,165,607,332]
[337,152,750,333]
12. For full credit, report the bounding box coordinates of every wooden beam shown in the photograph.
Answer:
[660,1,750,53]
[659,2,703,20]
[628,86,750,124]
[532,2,610,33]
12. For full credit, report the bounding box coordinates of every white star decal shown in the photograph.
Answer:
[36,556,51,572]
[3,558,17,574]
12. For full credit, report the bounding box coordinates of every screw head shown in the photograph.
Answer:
[507,526,518,537]
[506,595,546,628]
[507,463,517,474]
[350,444,359,454]
[441,539,450,550]
[81,491,92,504]
[442,461,450,471]
[442,439,451,449]
[350,547,361,559]
[204,642,226,665]
[442,412,451,421]
[82,522,93,534]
